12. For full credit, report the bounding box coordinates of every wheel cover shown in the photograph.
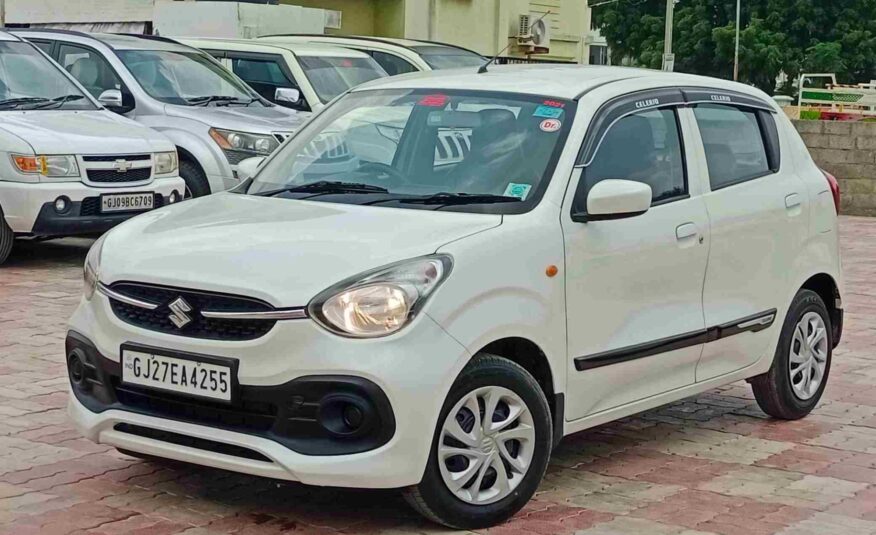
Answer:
[789,311,829,400]
[437,386,535,505]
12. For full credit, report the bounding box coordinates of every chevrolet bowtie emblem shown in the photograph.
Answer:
[113,159,133,173]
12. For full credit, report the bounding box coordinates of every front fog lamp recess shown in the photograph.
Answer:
[309,255,451,338]
[54,196,70,214]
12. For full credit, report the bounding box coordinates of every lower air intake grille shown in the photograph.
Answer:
[113,423,272,462]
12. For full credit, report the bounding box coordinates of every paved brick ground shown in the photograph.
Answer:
[1,216,875,535]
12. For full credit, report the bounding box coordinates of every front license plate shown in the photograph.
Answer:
[121,349,232,401]
[101,192,154,213]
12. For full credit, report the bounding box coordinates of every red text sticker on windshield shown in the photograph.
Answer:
[340,59,353,67]
[540,118,562,132]
[419,94,449,107]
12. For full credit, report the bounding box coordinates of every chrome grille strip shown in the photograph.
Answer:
[98,283,159,310]
[199,309,307,320]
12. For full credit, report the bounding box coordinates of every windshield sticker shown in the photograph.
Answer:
[542,99,566,108]
[418,94,449,107]
[533,105,563,118]
[539,118,562,132]
[504,183,533,200]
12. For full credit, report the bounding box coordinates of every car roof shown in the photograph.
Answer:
[11,30,201,53]
[259,34,482,56]
[350,64,769,101]
[0,31,22,42]
[175,37,372,58]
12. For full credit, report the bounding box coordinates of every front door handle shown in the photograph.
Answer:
[676,222,698,241]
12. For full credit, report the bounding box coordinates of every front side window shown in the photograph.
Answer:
[248,89,574,214]
[117,49,263,106]
[411,45,486,70]
[58,43,122,99]
[230,55,302,107]
[577,108,686,210]
[298,55,387,103]
[369,51,417,76]
[693,104,771,190]
[0,41,95,110]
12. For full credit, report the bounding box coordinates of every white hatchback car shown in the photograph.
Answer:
[66,65,843,528]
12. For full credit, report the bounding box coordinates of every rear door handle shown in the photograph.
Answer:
[676,222,698,240]
[785,193,802,209]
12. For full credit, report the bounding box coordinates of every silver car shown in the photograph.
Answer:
[14,31,306,197]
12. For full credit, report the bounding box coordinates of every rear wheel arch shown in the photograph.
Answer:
[800,273,842,347]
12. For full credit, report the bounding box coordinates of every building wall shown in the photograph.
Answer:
[282,0,595,62]
[5,0,154,24]
[282,0,379,35]
[794,120,876,216]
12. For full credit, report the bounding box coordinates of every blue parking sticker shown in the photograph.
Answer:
[504,183,533,200]
[533,105,563,118]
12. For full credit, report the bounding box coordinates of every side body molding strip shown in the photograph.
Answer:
[574,309,778,372]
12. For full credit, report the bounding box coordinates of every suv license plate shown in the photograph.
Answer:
[101,192,154,213]
[121,349,232,401]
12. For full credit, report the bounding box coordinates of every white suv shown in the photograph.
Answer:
[0,32,184,265]
[66,65,843,528]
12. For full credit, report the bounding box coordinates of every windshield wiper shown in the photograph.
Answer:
[380,192,522,207]
[27,94,86,110]
[0,97,50,110]
[186,95,256,107]
[254,180,389,197]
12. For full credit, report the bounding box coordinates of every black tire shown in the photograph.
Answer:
[750,289,832,420]
[403,355,552,529]
[179,158,210,198]
[0,211,13,266]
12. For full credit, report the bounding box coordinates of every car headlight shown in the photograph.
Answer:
[154,151,178,175]
[12,154,79,177]
[309,255,452,338]
[83,235,106,300]
[209,128,279,157]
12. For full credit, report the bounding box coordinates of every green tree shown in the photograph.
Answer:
[592,0,876,94]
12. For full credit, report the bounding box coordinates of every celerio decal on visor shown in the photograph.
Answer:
[504,183,532,200]
[539,119,562,132]
[533,104,564,118]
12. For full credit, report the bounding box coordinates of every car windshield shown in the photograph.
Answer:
[412,45,486,70]
[298,55,387,103]
[0,41,95,110]
[248,89,574,214]
[117,49,263,106]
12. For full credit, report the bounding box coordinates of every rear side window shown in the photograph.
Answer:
[577,108,687,209]
[369,51,417,76]
[693,104,777,190]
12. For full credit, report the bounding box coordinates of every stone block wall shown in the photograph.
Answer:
[793,120,876,216]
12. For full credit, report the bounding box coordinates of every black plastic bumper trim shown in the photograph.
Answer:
[66,331,396,456]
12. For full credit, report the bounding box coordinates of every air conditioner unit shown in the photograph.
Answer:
[516,13,550,54]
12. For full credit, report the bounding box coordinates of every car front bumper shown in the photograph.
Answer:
[65,292,471,488]
[1,177,185,236]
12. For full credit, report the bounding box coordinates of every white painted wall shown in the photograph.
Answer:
[6,0,154,24]
[153,1,324,38]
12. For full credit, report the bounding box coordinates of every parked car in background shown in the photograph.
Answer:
[257,35,485,76]
[65,65,843,527]
[13,30,305,198]
[0,31,184,265]
[177,38,388,112]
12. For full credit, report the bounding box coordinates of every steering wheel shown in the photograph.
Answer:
[357,161,406,187]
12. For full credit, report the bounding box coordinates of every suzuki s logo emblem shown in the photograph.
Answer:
[167,297,193,329]
[113,159,133,173]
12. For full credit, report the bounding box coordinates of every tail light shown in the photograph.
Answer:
[821,169,841,214]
